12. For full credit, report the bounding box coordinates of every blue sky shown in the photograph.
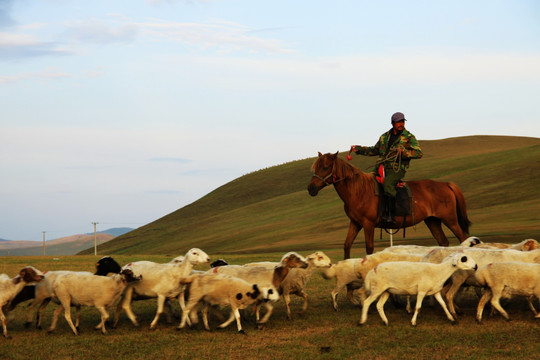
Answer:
[1,0,539,241]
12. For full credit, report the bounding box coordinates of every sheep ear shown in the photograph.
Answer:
[12,276,22,284]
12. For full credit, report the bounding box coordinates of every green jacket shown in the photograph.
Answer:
[355,129,423,171]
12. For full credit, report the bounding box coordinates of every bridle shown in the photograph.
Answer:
[311,156,346,186]
[311,172,335,185]
[311,170,344,185]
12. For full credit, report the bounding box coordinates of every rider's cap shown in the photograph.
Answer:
[391,112,406,122]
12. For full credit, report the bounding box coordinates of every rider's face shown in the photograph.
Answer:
[392,120,405,132]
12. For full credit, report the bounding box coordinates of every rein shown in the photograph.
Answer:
[311,172,345,185]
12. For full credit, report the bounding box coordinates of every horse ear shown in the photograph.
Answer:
[318,152,322,157]
[330,151,339,159]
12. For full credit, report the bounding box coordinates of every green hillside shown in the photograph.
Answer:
[80,135,540,258]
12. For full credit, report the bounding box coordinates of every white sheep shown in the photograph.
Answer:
[0,266,45,338]
[114,248,210,329]
[473,238,539,251]
[322,258,363,310]
[177,273,279,333]
[379,236,482,256]
[24,271,94,330]
[23,258,125,329]
[209,252,308,325]
[475,262,540,322]
[360,253,478,326]
[422,248,540,318]
[47,269,142,335]
[323,251,424,311]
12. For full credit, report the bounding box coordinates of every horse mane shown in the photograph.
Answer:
[311,153,375,195]
[332,155,374,194]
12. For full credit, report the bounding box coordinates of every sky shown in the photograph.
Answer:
[1,0,539,241]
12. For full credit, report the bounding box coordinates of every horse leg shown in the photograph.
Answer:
[363,223,376,255]
[344,221,362,259]
[424,217,449,247]
[441,218,468,243]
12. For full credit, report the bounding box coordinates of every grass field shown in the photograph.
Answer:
[1,253,539,360]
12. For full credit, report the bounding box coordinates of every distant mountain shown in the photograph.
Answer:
[88,227,135,237]
[0,227,134,256]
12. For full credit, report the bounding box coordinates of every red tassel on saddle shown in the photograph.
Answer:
[376,164,385,184]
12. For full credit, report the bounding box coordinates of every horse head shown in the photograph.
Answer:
[307,151,339,196]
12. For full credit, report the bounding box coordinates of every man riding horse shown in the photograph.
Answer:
[350,112,423,226]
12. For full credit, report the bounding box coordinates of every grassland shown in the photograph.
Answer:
[81,135,540,258]
[1,254,539,360]
[3,135,540,359]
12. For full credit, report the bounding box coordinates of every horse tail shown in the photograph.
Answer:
[447,182,471,235]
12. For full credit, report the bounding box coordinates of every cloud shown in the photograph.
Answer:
[0,32,73,60]
[66,19,139,44]
[0,67,73,84]
[137,19,294,54]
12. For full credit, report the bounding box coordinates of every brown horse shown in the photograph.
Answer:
[307,152,471,258]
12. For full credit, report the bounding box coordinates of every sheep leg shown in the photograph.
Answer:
[375,292,390,326]
[476,289,492,323]
[75,305,82,332]
[178,297,200,330]
[444,278,467,318]
[35,297,51,329]
[26,296,46,328]
[94,306,109,334]
[359,291,382,325]
[202,304,211,331]
[349,287,366,307]
[178,293,193,327]
[61,302,79,335]
[115,287,138,327]
[257,302,274,325]
[490,292,510,320]
[410,292,427,326]
[218,310,236,329]
[150,295,166,329]
[405,296,412,314]
[331,285,343,311]
[164,299,175,323]
[178,308,190,329]
[283,293,293,320]
[526,295,538,316]
[1,308,10,338]
[300,290,309,313]
[47,304,64,333]
[232,307,245,334]
[434,292,455,323]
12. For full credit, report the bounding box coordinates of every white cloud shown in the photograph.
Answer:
[0,67,73,84]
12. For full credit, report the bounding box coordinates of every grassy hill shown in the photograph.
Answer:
[80,135,540,258]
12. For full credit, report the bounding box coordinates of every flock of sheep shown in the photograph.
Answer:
[1,237,539,338]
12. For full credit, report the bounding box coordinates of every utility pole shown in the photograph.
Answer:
[92,222,99,256]
[42,231,46,256]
